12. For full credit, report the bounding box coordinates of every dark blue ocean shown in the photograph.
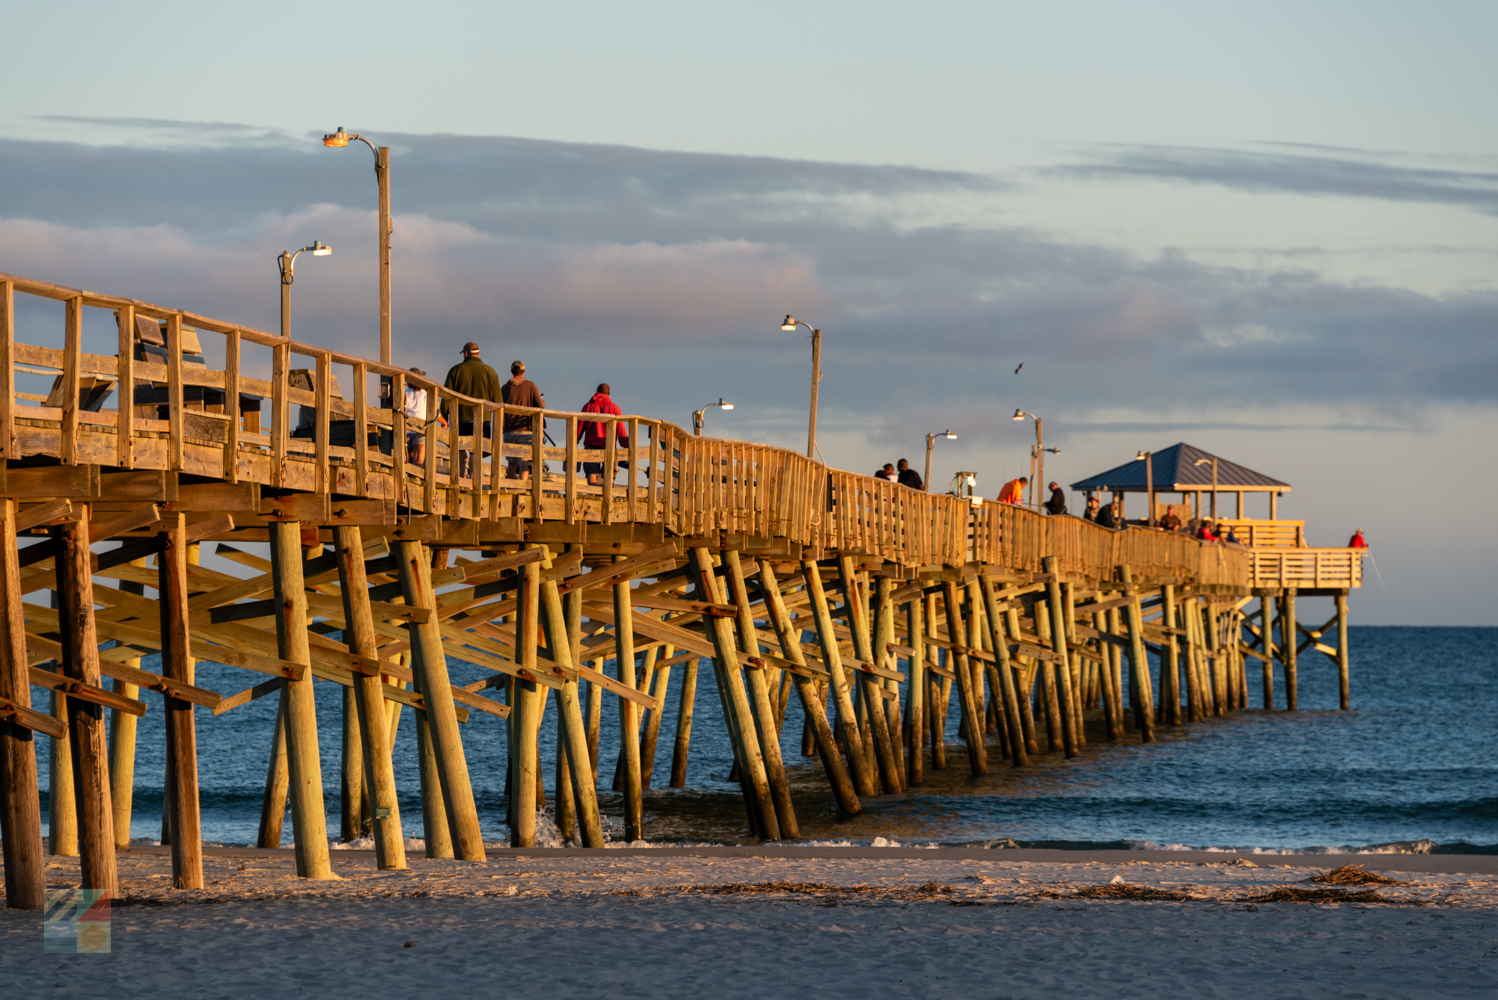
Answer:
[38,624,1498,854]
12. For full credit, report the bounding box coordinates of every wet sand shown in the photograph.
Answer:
[5,846,1495,998]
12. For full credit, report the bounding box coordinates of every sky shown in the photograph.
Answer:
[2,1,1495,624]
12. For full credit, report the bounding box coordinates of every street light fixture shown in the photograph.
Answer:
[1136,450,1155,526]
[924,429,957,493]
[693,398,734,436]
[277,242,333,339]
[1195,456,1220,520]
[323,126,392,366]
[780,315,822,459]
[1012,409,1051,511]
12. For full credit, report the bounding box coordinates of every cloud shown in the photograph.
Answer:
[1051,143,1498,213]
[0,129,1495,433]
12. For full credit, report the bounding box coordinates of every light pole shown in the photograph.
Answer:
[1136,450,1154,526]
[1195,456,1219,520]
[323,127,392,366]
[780,316,822,459]
[692,398,734,436]
[278,241,332,339]
[1012,410,1059,512]
[925,429,956,493]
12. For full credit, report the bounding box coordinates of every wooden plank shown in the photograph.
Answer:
[315,352,331,494]
[166,312,185,471]
[0,695,65,740]
[117,304,135,470]
[555,543,678,596]
[15,499,73,533]
[352,362,368,496]
[62,296,82,465]
[89,504,161,542]
[271,343,288,488]
[222,328,239,482]
[0,465,97,500]
[211,677,280,716]
[183,514,235,544]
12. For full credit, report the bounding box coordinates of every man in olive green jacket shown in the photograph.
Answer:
[443,341,503,479]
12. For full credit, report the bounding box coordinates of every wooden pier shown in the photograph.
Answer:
[0,271,1366,907]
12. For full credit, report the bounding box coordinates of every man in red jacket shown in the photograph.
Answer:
[578,383,628,486]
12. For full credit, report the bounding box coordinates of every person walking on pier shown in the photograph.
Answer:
[896,458,923,490]
[578,383,628,486]
[501,360,544,481]
[443,342,503,479]
[1043,481,1067,516]
[997,476,1027,504]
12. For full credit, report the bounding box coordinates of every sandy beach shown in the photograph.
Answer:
[5,846,1494,998]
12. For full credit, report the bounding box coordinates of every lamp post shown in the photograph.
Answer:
[692,398,734,436]
[1195,456,1219,520]
[925,429,956,493]
[323,127,391,366]
[1136,450,1154,526]
[278,242,332,339]
[780,316,822,459]
[1012,410,1060,512]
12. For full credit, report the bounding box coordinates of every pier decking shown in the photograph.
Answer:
[0,272,1365,908]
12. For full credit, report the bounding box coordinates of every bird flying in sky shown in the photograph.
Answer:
[1014,363,1024,374]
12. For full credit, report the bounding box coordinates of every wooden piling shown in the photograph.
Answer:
[903,596,925,786]
[537,564,604,848]
[511,553,542,847]
[107,568,147,849]
[1042,557,1081,757]
[396,540,485,860]
[839,558,901,793]
[1160,584,1182,726]
[48,689,76,856]
[268,521,332,879]
[725,552,798,836]
[979,578,1029,767]
[692,548,779,839]
[1336,591,1350,711]
[1119,566,1155,744]
[669,657,697,789]
[1,497,45,909]
[942,581,988,776]
[1033,601,1064,751]
[157,512,202,889]
[256,699,288,848]
[54,511,117,898]
[1283,588,1298,711]
[1260,595,1276,710]
[332,526,406,870]
[612,555,645,842]
[803,560,878,796]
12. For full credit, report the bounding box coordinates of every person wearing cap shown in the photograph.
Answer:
[443,342,503,479]
[500,359,544,481]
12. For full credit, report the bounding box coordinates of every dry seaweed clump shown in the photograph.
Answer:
[613,880,958,903]
[1030,883,1195,902]
[1236,886,1405,905]
[1307,864,1411,887]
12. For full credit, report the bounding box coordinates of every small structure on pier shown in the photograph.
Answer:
[1070,442,1291,522]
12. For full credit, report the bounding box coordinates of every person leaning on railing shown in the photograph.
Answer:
[578,383,628,486]
[403,367,445,466]
[500,359,544,481]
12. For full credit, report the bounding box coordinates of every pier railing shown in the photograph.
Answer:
[1,271,1301,590]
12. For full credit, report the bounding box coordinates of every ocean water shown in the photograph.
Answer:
[38,625,1498,853]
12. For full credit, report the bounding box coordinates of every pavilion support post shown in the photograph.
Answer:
[397,540,484,860]
[693,548,779,839]
[55,512,117,899]
[1283,589,1298,711]
[1,498,45,909]
[1336,591,1351,711]
[725,552,798,836]
[611,555,644,843]
[269,522,332,879]
[979,578,1029,767]
[157,513,202,889]
[333,526,406,870]
[942,581,988,776]
[804,560,878,796]
[903,596,925,786]
[1119,566,1156,744]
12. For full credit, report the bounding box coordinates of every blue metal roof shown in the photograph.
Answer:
[1069,442,1290,493]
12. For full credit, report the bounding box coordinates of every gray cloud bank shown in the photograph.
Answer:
[1,127,1494,437]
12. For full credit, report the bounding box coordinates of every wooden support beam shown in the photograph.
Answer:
[157,512,202,889]
[801,559,878,797]
[613,553,645,842]
[942,580,987,776]
[536,557,604,847]
[54,510,117,899]
[1119,565,1156,743]
[396,540,485,860]
[979,577,1029,767]
[1,497,46,908]
[839,557,901,794]
[1283,588,1298,711]
[333,525,406,870]
[268,521,332,879]
[1042,556,1080,758]
[1336,591,1350,711]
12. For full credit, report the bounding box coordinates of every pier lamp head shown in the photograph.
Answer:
[1136,450,1148,460]
[781,315,797,331]
[1012,409,1024,420]
[307,241,332,256]
[943,430,957,440]
[718,399,734,410]
[323,127,351,147]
